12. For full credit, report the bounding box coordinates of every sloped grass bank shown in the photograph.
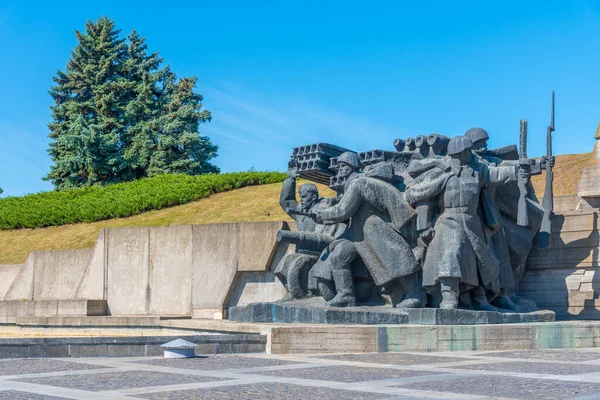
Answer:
[0,172,286,230]
[0,181,335,264]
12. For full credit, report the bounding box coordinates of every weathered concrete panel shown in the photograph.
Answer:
[75,229,106,300]
[192,221,286,319]
[4,254,35,301]
[148,225,193,315]
[236,222,283,272]
[226,240,291,310]
[106,227,149,315]
[0,265,22,300]
[553,195,580,213]
[192,223,238,319]
[33,249,92,300]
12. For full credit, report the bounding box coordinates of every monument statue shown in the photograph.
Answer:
[274,165,345,300]
[229,101,561,325]
[277,130,547,311]
[310,152,426,308]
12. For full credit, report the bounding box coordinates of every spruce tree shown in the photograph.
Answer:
[120,30,161,180]
[45,17,218,190]
[46,17,128,190]
[148,69,218,176]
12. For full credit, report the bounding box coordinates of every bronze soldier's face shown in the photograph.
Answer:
[337,162,354,178]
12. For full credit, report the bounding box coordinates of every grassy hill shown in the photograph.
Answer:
[0,152,589,264]
[0,181,335,264]
[530,152,592,196]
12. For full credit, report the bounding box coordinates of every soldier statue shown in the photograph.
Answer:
[275,166,345,300]
[466,127,551,307]
[311,152,426,308]
[405,136,530,310]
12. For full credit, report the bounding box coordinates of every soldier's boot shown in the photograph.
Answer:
[396,273,426,309]
[471,287,499,312]
[439,278,459,310]
[492,289,518,310]
[327,270,357,307]
[458,291,474,310]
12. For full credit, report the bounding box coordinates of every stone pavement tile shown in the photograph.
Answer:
[454,361,600,375]
[253,365,444,383]
[316,353,466,365]
[0,392,69,400]
[401,375,600,400]
[136,382,392,400]
[476,349,600,362]
[0,359,104,376]
[133,355,304,370]
[15,370,227,392]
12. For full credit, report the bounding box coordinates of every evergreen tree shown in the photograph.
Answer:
[46,17,128,190]
[121,30,162,180]
[45,17,218,190]
[148,69,218,176]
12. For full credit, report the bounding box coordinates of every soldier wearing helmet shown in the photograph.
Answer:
[465,127,490,155]
[311,152,426,309]
[464,127,544,311]
[335,151,362,186]
[405,135,524,311]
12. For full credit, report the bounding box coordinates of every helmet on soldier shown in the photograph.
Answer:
[336,152,361,169]
[447,136,473,155]
[465,127,489,143]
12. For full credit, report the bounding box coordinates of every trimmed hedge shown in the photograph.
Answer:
[0,172,286,230]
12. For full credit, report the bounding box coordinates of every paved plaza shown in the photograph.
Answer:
[2,349,600,399]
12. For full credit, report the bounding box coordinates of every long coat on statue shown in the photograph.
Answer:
[405,158,518,294]
[312,174,418,288]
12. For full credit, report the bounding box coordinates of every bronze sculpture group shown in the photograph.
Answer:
[275,127,555,313]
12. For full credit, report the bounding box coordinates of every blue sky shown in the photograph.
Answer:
[0,1,599,197]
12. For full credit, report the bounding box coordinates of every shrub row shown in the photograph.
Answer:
[0,172,286,230]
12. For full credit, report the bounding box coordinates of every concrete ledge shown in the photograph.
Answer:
[228,301,554,325]
[229,302,410,325]
[0,334,266,358]
[0,300,106,323]
[14,315,161,327]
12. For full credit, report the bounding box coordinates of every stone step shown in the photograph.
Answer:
[14,315,161,327]
[0,333,266,358]
[0,300,106,324]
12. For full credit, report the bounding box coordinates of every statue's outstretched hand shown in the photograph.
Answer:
[288,166,299,179]
[312,209,324,224]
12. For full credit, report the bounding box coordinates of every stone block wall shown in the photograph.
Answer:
[521,210,600,319]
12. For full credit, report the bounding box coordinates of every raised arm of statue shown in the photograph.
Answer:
[484,164,518,187]
[280,168,299,212]
[317,179,363,225]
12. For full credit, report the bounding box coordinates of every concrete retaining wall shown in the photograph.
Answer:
[0,265,22,300]
[191,222,289,319]
[0,222,291,318]
[4,249,93,302]
[553,195,580,213]
[522,210,600,319]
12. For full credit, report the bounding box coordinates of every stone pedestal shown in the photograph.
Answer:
[228,297,555,325]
